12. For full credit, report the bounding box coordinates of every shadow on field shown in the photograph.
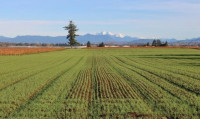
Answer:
[179,63,200,67]
[152,54,200,56]
[137,54,200,60]
[139,56,200,60]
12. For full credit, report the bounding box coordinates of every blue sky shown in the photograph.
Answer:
[0,0,200,40]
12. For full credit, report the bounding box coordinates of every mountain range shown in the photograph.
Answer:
[0,32,199,44]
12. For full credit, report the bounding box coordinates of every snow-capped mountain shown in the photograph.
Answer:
[97,31,125,38]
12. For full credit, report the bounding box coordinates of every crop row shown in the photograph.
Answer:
[62,55,151,118]
[106,56,199,118]
[0,48,200,118]
[109,55,200,117]
[0,56,82,118]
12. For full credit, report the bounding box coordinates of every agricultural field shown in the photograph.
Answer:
[0,47,65,55]
[0,48,200,118]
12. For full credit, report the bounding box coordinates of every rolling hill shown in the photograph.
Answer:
[0,32,199,44]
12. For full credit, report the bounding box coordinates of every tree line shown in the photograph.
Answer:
[147,40,168,47]
[87,41,105,47]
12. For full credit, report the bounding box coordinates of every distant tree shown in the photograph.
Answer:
[152,39,162,47]
[156,40,161,46]
[98,42,105,47]
[63,21,79,48]
[87,41,91,47]
[152,40,156,46]
[146,42,150,46]
[165,41,168,46]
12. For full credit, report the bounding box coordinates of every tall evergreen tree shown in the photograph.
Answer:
[87,41,91,47]
[63,21,79,48]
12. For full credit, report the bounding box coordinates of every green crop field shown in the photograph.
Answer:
[0,48,200,118]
